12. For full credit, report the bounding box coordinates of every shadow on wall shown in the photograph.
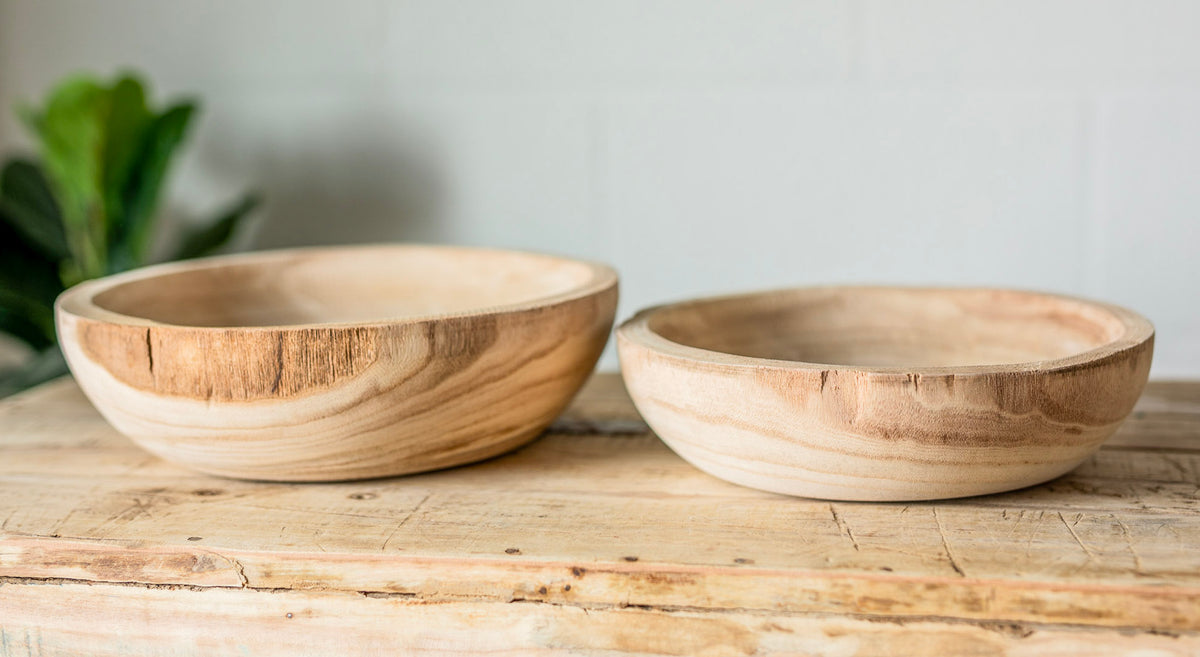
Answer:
[175,100,446,251]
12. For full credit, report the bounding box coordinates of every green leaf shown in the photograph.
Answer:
[0,348,68,398]
[0,307,53,352]
[0,260,56,346]
[0,293,54,350]
[0,218,61,349]
[32,75,110,280]
[0,159,68,260]
[117,101,196,267]
[101,75,153,244]
[0,216,63,300]
[0,236,61,307]
[174,193,259,261]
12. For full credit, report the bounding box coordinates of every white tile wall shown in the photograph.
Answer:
[1094,91,1200,378]
[0,0,1196,376]
[863,0,1200,80]
[384,0,850,83]
[0,0,386,92]
[386,93,600,256]
[604,89,1085,308]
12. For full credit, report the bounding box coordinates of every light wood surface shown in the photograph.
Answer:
[1,374,1199,655]
[54,245,618,481]
[618,287,1155,501]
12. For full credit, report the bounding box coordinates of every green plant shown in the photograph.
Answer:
[0,72,259,396]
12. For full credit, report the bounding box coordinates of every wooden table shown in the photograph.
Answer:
[1,375,1198,655]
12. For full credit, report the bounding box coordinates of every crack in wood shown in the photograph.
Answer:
[932,507,966,578]
[144,329,154,379]
[229,556,249,588]
[828,504,860,552]
[1115,518,1145,574]
[1058,511,1098,569]
[381,493,432,552]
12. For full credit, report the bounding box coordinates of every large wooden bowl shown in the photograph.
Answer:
[617,287,1154,501]
[57,245,618,481]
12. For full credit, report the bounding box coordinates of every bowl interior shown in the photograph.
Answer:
[91,247,601,327]
[647,288,1130,368]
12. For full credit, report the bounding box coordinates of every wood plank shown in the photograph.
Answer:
[2,375,1199,640]
[1106,381,1200,451]
[1,580,1196,657]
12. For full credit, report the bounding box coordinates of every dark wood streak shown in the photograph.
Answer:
[755,336,1152,447]
[269,333,284,394]
[144,329,154,379]
[350,293,615,465]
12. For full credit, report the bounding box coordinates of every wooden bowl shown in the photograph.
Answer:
[617,287,1154,501]
[57,245,618,481]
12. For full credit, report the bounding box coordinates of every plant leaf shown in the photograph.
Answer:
[101,74,153,246]
[118,101,196,267]
[0,307,53,351]
[0,348,68,398]
[0,159,68,260]
[0,223,61,301]
[0,289,55,350]
[33,75,110,280]
[0,242,60,309]
[174,193,259,261]
[0,216,62,339]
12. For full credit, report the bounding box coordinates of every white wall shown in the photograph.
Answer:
[1,0,1197,376]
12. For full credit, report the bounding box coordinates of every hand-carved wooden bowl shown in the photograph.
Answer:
[617,287,1154,501]
[57,245,618,481]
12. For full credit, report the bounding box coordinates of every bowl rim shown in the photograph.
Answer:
[617,285,1155,376]
[56,243,619,331]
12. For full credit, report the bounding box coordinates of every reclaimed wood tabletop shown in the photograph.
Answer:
[1,374,1198,655]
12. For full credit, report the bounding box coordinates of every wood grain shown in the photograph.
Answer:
[1,374,1199,654]
[54,245,618,481]
[1,582,1195,657]
[618,287,1155,501]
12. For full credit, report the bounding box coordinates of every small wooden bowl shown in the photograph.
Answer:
[617,287,1153,501]
[57,245,618,481]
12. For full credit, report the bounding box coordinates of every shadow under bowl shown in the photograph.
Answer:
[617,286,1153,501]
